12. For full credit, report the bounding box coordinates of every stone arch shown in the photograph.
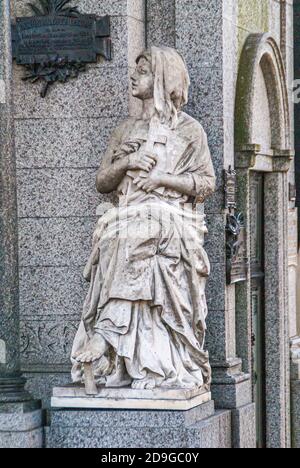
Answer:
[234,33,292,448]
[235,33,290,152]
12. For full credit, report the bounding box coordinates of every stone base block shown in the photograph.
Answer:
[232,403,256,448]
[51,385,211,411]
[0,401,43,448]
[47,402,232,448]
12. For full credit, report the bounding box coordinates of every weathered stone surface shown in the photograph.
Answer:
[0,402,43,449]
[206,263,227,310]
[206,310,227,362]
[0,0,20,379]
[212,377,252,410]
[0,427,43,449]
[175,0,223,69]
[13,66,129,119]
[20,318,79,366]
[205,214,226,264]
[24,373,71,409]
[52,386,212,411]
[291,380,300,448]
[17,168,105,218]
[147,0,176,47]
[0,408,42,432]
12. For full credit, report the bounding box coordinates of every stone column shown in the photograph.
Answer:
[0,0,42,448]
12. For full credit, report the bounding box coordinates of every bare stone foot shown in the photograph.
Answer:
[131,377,156,390]
[74,334,108,363]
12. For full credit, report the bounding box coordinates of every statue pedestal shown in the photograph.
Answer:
[47,386,231,448]
[51,385,211,411]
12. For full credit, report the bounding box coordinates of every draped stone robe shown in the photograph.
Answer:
[71,111,216,389]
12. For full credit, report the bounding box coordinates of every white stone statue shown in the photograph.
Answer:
[71,46,216,393]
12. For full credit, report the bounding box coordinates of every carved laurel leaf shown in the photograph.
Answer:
[28,0,79,16]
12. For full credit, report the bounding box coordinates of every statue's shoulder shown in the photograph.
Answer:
[178,112,206,140]
[113,117,137,138]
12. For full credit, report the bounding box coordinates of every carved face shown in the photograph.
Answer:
[130,56,154,100]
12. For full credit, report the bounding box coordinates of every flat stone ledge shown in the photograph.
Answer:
[52,385,211,411]
[0,427,43,449]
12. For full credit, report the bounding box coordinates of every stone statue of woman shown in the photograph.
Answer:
[71,46,216,392]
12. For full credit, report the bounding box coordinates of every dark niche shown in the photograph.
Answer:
[224,167,247,285]
[11,0,112,97]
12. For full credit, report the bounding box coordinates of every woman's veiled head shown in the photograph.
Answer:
[131,46,190,129]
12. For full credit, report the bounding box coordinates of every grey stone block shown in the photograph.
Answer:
[212,378,252,410]
[17,168,107,218]
[205,189,226,215]
[206,310,227,362]
[19,217,96,267]
[147,0,176,47]
[13,65,129,119]
[187,67,224,124]
[232,403,256,448]
[13,0,144,20]
[20,317,79,366]
[206,263,227,310]
[19,266,88,319]
[0,427,43,448]
[47,405,232,448]
[0,403,43,448]
[0,409,42,432]
[15,117,121,169]
[24,373,72,409]
[50,401,215,428]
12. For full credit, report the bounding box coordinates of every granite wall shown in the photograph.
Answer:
[2,0,297,449]
[146,0,296,449]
